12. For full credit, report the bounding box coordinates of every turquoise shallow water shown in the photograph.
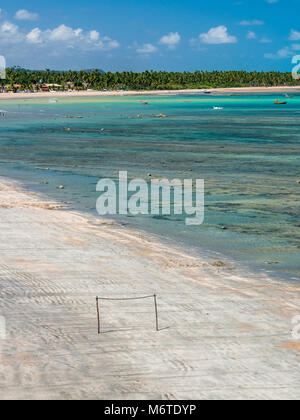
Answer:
[0,94,299,282]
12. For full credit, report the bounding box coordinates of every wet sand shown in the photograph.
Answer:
[0,86,300,100]
[0,178,300,400]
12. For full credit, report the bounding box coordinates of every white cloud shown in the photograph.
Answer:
[265,47,293,59]
[25,24,119,51]
[289,30,300,41]
[292,44,300,51]
[100,38,119,50]
[247,31,257,39]
[47,25,82,42]
[1,21,18,35]
[238,20,264,26]
[89,30,100,41]
[26,28,42,44]
[198,26,237,44]
[159,32,181,49]
[0,20,24,46]
[136,43,157,54]
[0,17,119,66]
[15,9,39,21]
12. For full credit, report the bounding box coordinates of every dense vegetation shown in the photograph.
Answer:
[1,68,299,90]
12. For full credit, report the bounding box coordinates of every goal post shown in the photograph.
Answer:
[96,294,159,334]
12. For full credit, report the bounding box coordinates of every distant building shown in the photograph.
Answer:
[40,84,50,92]
[66,81,75,89]
[3,84,22,92]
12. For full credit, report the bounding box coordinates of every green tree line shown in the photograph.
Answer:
[1,68,299,90]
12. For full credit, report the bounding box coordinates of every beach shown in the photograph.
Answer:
[0,177,300,400]
[0,85,300,100]
[0,93,299,280]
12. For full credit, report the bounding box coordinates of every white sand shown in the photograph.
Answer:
[0,86,300,100]
[0,178,300,400]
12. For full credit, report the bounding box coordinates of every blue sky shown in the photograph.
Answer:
[1,0,300,71]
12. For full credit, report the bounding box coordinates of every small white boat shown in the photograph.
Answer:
[213,106,224,110]
[49,99,58,103]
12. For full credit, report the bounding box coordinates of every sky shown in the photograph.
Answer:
[0,0,300,72]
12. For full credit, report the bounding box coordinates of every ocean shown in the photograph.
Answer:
[0,93,299,282]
